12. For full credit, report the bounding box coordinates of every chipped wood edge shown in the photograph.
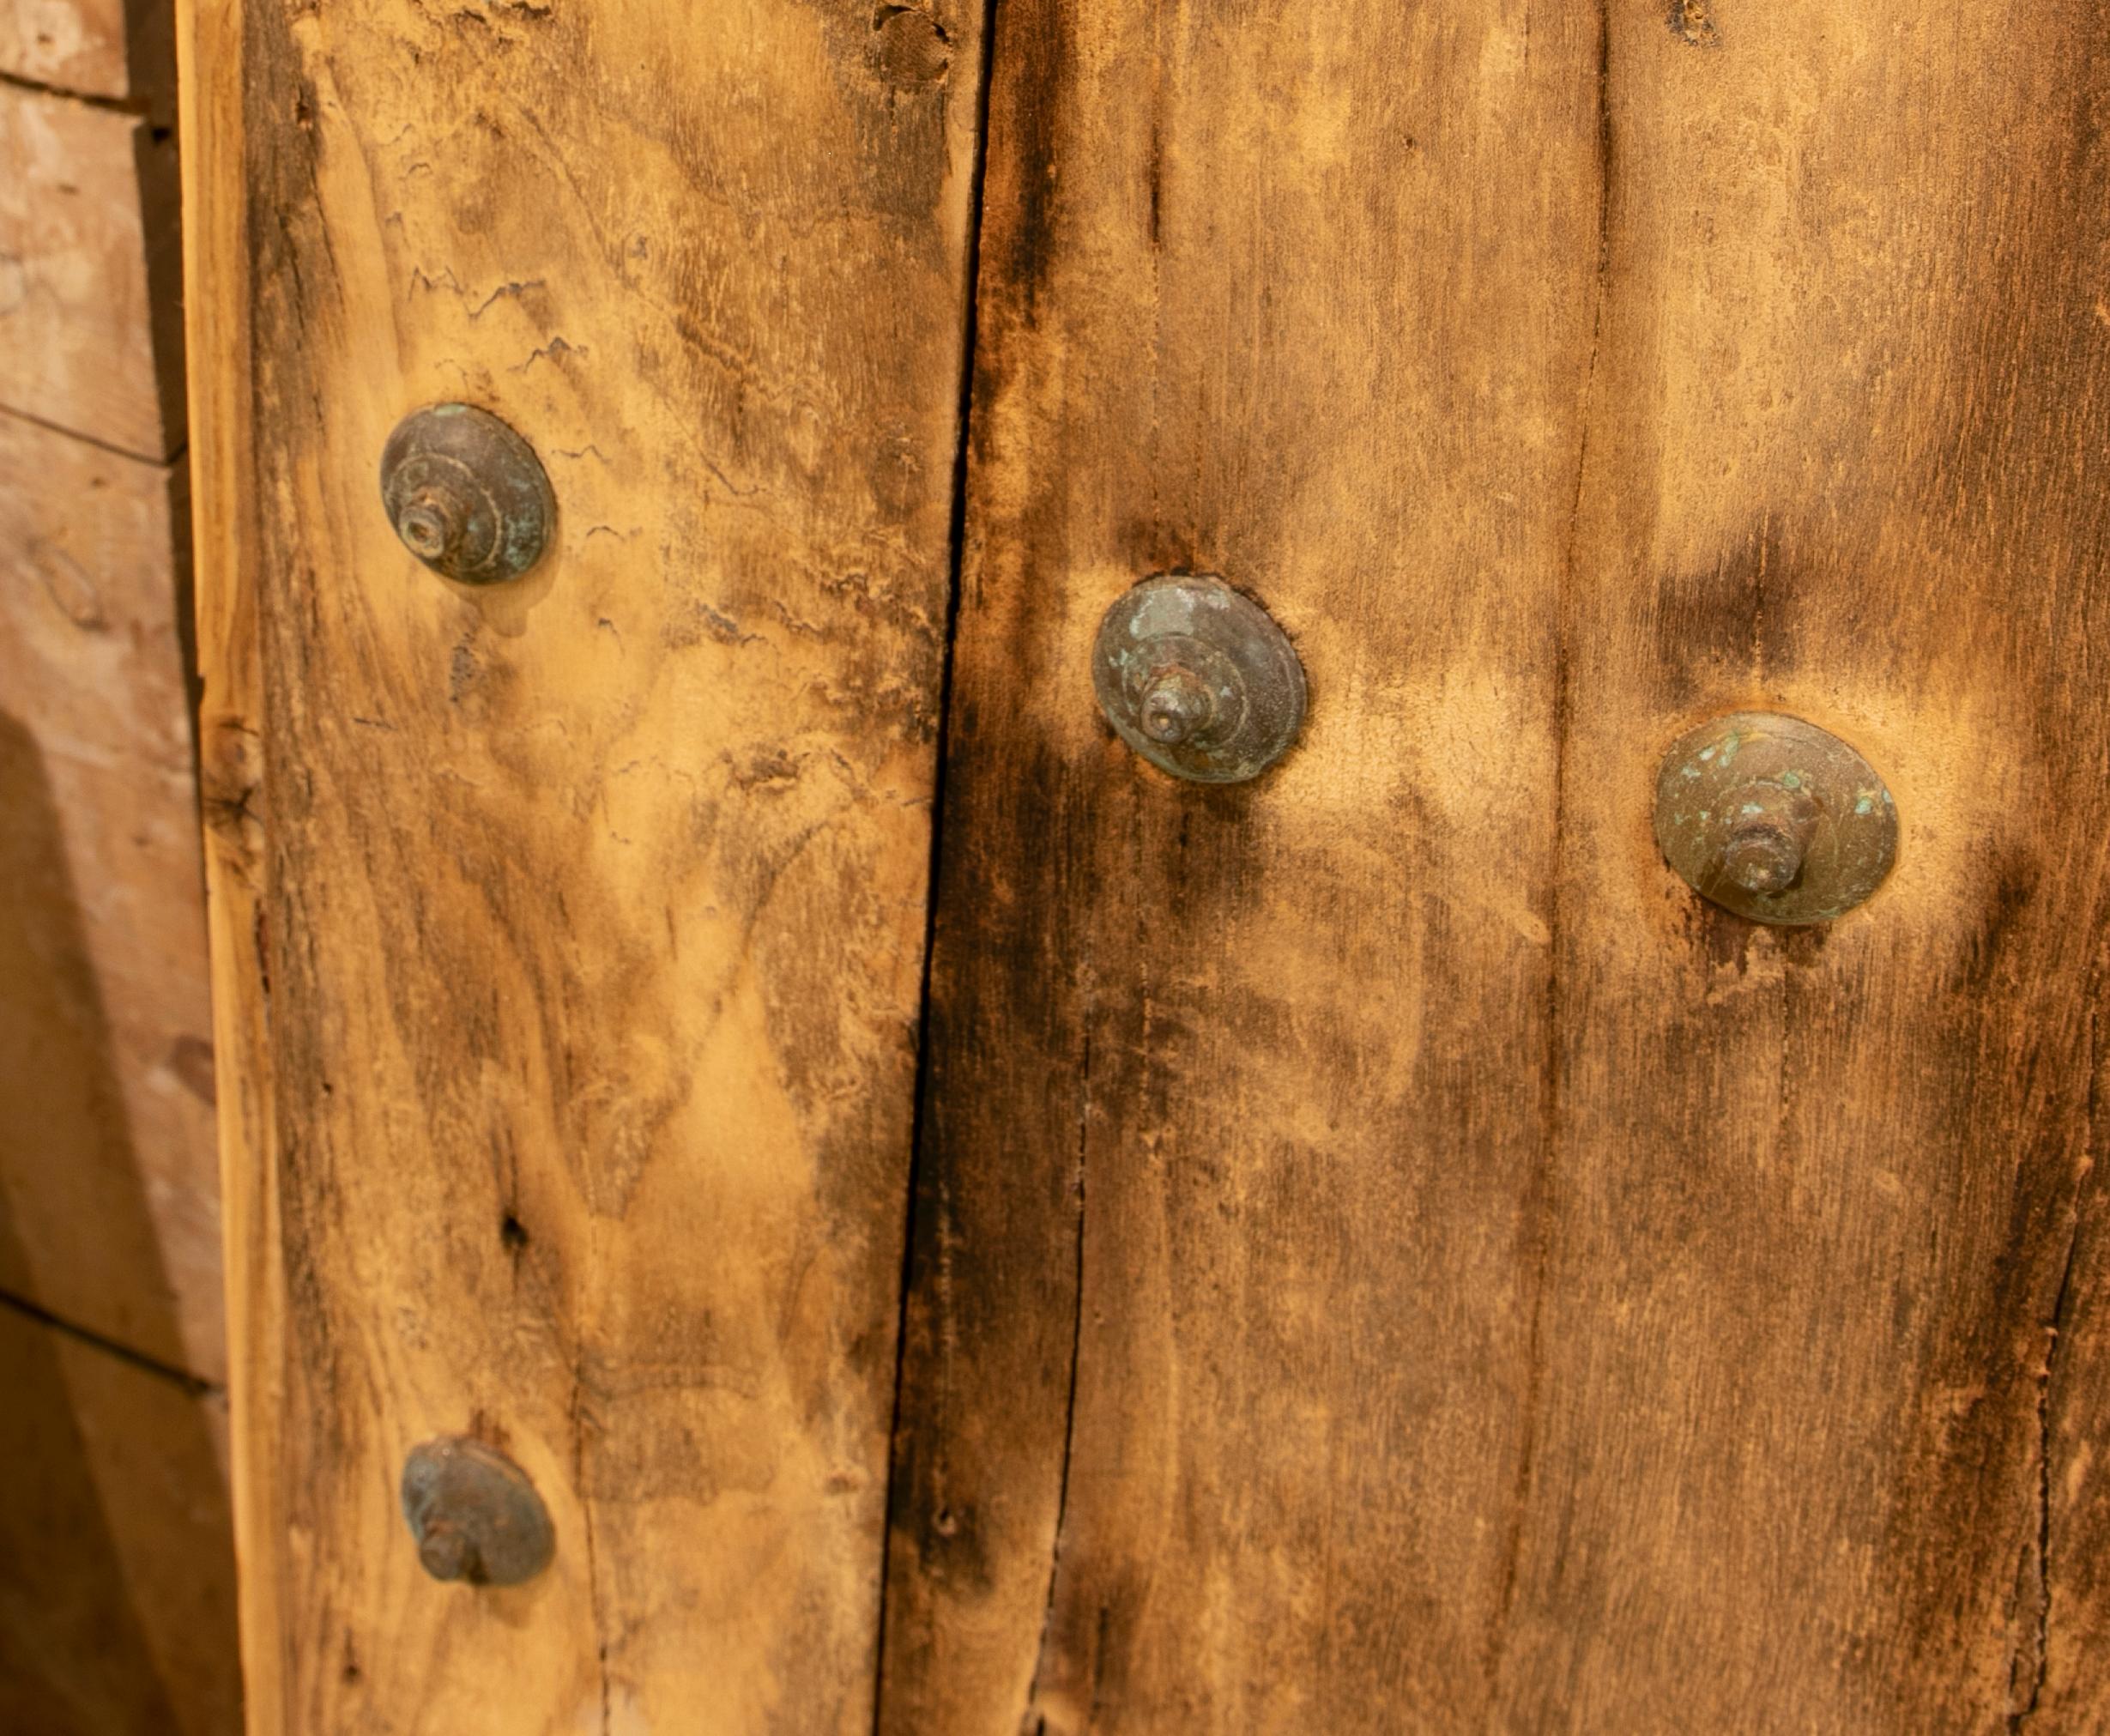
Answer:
[175,2,283,1727]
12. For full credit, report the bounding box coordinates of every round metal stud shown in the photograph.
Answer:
[1654,711,1898,926]
[379,403,554,586]
[1091,575,1306,783]
[400,1436,555,1588]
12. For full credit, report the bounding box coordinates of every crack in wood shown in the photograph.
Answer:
[869,0,1004,1721]
[1022,1022,1091,1728]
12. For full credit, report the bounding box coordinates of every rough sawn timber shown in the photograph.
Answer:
[880,1,2110,1732]
[881,1,1601,1728]
[179,0,988,1728]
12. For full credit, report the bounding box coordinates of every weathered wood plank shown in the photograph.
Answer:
[884,1,2110,1731]
[175,0,280,1717]
[0,1304,240,1736]
[0,410,221,1380]
[1490,3,2110,1727]
[879,3,1604,1727]
[0,82,182,458]
[184,0,987,1728]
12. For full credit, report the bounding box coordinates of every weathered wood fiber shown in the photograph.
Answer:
[880,3,1603,1728]
[183,0,986,1729]
[188,0,2110,1725]
[881,1,2110,1732]
[1509,3,2110,1727]
[0,81,183,457]
[0,410,220,1379]
[177,0,277,1715]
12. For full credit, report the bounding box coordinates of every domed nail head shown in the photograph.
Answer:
[380,403,555,586]
[401,1437,555,1588]
[1654,711,1898,926]
[1091,575,1305,783]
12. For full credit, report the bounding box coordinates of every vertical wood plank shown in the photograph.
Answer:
[880,3,1603,1728]
[886,1,2110,1730]
[184,0,987,1728]
[1493,1,2110,1728]
[177,0,281,1721]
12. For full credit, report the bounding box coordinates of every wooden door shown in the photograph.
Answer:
[184,0,2110,1730]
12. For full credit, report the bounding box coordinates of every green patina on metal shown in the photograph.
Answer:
[379,402,556,586]
[1653,711,1899,927]
[1091,575,1306,784]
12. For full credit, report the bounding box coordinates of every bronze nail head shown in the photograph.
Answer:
[379,403,555,586]
[400,1436,555,1588]
[1091,575,1306,784]
[1654,711,1898,926]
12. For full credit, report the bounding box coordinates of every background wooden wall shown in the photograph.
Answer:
[0,0,239,1727]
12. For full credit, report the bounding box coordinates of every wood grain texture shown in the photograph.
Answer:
[0,1304,240,1736]
[189,0,2110,1724]
[880,3,1603,1728]
[0,81,183,458]
[187,0,987,1728]
[1507,3,2110,1727]
[0,410,221,1378]
[176,0,280,1718]
[882,1,2110,1732]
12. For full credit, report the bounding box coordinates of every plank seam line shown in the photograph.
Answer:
[0,400,187,469]
[869,0,1007,1723]
[0,1287,221,1397]
[0,64,157,118]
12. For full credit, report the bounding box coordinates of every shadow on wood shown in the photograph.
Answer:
[0,710,241,1734]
